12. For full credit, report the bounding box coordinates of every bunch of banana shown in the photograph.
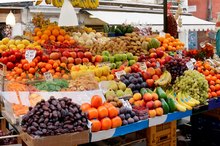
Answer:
[176,92,200,110]
[52,0,64,7]
[166,90,186,112]
[155,71,172,86]
[45,0,52,4]
[77,0,99,8]
[35,0,43,5]
[70,0,79,7]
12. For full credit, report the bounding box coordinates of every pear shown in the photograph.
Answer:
[124,88,133,96]
[118,81,126,91]
[105,89,116,98]
[116,90,125,97]
[108,81,118,91]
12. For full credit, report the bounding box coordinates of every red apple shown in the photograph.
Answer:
[146,101,154,109]
[37,50,43,57]
[41,55,49,62]
[15,52,22,60]
[70,52,77,58]
[8,55,16,62]
[61,56,68,63]
[67,57,74,63]
[156,50,164,58]
[6,62,14,70]
[62,50,71,57]
[142,72,152,80]
[150,53,157,58]
[159,58,166,65]
[165,56,172,63]
[82,58,89,63]
[2,52,9,57]
[75,58,82,65]
[84,52,92,60]
[150,58,156,62]
[77,52,84,58]
[2,57,8,65]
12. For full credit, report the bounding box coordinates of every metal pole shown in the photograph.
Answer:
[163,0,168,33]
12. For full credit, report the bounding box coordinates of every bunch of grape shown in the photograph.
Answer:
[173,70,209,104]
[165,56,191,83]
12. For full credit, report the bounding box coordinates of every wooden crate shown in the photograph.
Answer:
[147,121,177,146]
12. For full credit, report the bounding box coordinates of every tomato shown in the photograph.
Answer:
[23,63,30,71]
[6,62,14,70]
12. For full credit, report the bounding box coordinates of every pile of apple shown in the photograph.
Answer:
[129,91,163,118]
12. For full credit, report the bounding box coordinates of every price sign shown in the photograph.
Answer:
[177,50,182,59]
[25,50,36,63]
[138,62,147,72]
[115,70,126,79]
[43,72,53,81]
[186,61,194,70]
[97,62,111,68]
[120,99,132,110]
[159,32,166,37]
[190,58,196,63]
[156,61,160,68]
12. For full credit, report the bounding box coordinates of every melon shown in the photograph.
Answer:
[148,38,161,50]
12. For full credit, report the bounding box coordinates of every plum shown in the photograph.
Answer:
[140,82,147,88]
[123,120,128,125]
[135,83,141,90]
[133,90,139,94]
[133,116,139,122]
[128,83,135,91]
[127,118,135,124]
[134,73,140,78]
[119,107,127,114]
[123,79,130,86]
[130,111,136,117]
[125,113,131,119]
[119,114,126,120]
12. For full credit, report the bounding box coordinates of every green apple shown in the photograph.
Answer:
[109,56,115,63]
[110,63,116,69]
[126,53,134,60]
[102,55,109,62]
[114,54,122,62]
[121,54,127,61]
[129,60,136,66]
[116,61,122,68]
[133,56,138,62]
[102,51,110,57]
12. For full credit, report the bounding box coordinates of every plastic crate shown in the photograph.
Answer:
[204,108,220,120]
[147,121,177,146]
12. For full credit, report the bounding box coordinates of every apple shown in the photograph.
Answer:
[82,58,89,63]
[84,52,92,60]
[2,57,8,64]
[41,55,49,62]
[37,50,43,57]
[67,57,74,63]
[15,52,22,60]
[70,52,77,58]
[8,55,16,62]
[61,56,68,64]
[2,52,9,57]
[159,58,166,65]
[150,53,157,58]
[75,58,82,65]
[146,101,154,109]
[156,50,164,58]
[154,100,162,108]
[77,52,84,58]
[50,52,60,60]
[142,72,152,80]
[6,62,14,70]
[62,50,71,58]
[165,56,172,63]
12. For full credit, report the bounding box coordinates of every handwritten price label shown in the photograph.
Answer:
[177,50,182,59]
[25,50,36,63]
[186,61,194,70]
[156,61,160,68]
[138,62,147,72]
[190,58,196,63]
[43,72,53,81]
[115,70,126,79]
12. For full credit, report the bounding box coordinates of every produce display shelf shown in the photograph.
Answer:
[91,119,149,142]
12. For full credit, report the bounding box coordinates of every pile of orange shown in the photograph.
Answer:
[196,61,220,98]
[6,58,71,82]
[156,33,185,51]
[33,24,74,45]
[81,95,122,132]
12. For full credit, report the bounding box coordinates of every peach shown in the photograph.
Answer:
[133,93,142,101]
[146,101,154,109]
[154,100,162,108]
[143,93,153,101]
[155,107,164,116]
[152,93,159,100]
[148,109,157,118]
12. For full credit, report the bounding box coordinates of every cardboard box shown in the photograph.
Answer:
[20,130,89,146]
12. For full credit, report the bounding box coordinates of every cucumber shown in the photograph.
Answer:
[166,98,176,113]
[161,98,170,114]
[156,87,167,100]
[146,88,153,93]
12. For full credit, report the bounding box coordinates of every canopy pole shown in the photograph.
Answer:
[163,0,168,33]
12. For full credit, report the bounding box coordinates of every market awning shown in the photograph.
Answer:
[86,10,216,32]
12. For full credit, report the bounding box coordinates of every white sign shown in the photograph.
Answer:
[190,58,196,63]
[156,61,160,68]
[115,70,126,79]
[25,50,36,63]
[177,50,183,59]
[120,99,132,110]
[159,32,166,37]
[186,61,194,70]
[138,62,147,72]
[188,5,197,12]
[43,72,53,81]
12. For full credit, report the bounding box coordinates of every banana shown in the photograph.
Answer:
[167,93,186,112]
[155,71,172,86]
[93,0,99,8]
[185,94,200,105]
[35,0,43,5]
[70,0,79,6]
[182,93,196,107]
[52,0,58,7]
[45,0,52,4]
[176,92,192,110]
[57,0,64,7]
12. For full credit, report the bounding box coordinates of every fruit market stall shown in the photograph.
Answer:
[0,4,220,145]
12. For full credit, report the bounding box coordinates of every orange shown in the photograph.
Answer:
[91,95,103,108]
[217,90,220,96]
[36,31,42,37]
[81,103,91,112]
[211,92,217,97]
[45,64,52,70]
[23,63,30,71]
[210,85,216,92]
[41,68,47,73]
[87,108,98,120]
[203,70,210,76]
[60,63,66,68]
[62,74,69,80]
[101,117,112,130]
[111,116,122,128]
[97,106,108,119]
[210,80,215,85]
[216,79,220,84]
[108,106,119,118]
[52,29,59,36]
[48,69,55,75]
[34,27,41,34]
[20,72,26,78]
[49,35,56,41]
[215,84,220,91]
[44,30,51,36]
[41,34,49,41]
[15,68,23,75]
[16,77,22,81]
[34,36,40,41]
[28,73,34,79]
[29,68,35,74]
[30,62,36,67]
[91,119,101,132]
[64,34,70,40]
[53,62,59,69]
[59,29,66,35]
[57,35,65,42]
[48,59,55,65]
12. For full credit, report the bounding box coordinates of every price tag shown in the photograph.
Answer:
[25,50,36,63]
[97,62,111,68]
[115,70,126,79]
[186,61,194,70]
[156,61,160,68]
[138,62,147,72]
[159,32,166,37]
[177,50,182,59]
[120,99,132,110]
[190,58,196,63]
[43,72,53,81]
